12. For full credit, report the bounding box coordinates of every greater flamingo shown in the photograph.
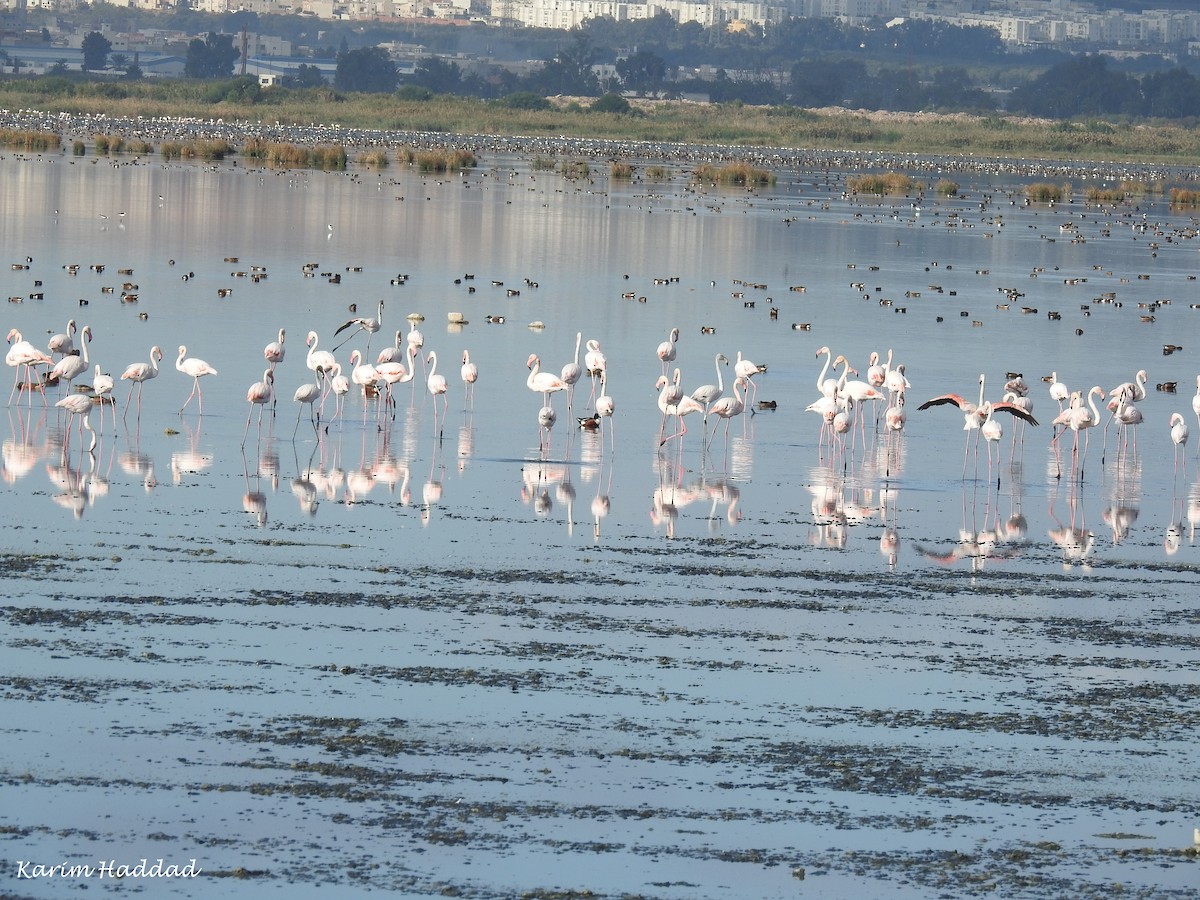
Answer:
[55,393,97,456]
[656,327,680,375]
[733,351,765,404]
[1051,385,1104,479]
[690,352,728,420]
[48,319,77,357]
[120,345,162,422]
[527,354,568,408]
[264,328,286,370]
[706,375,745,452]
[91,364,116,432]
[49,324,91,394]
[1193,375,1200,453]
[334,299,384,352]
[292,371,323,438]
[584,339,606,407]
[594,369,615,451]
[426,350,449,435]
[350,349,380,422]
[1170,412,1189,474]
[461,350,478,409]
[176,345,218,414]
[918,374,1038,477]
[560,332,582,412]
[7,329,53,405]
[327,362,350,422]
[241,368,274,446]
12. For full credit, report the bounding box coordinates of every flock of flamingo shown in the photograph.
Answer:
[7,307,1199,486]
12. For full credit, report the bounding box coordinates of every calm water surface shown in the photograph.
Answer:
[1,147,1197,898]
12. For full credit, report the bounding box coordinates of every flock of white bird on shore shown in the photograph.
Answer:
[7,308,1198,482]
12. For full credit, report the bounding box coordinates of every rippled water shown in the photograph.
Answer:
[1,147,1198,898]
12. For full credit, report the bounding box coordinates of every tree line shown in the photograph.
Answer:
[23,8,1200,121]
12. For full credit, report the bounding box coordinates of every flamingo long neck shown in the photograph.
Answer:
[977,374,986,409]
[884,348,893,377]
[527,357,541,391]
[1088,388,1102,420]
[573,332,582,365]
[714,355,725,392]
[80,330,90,366]
[428,352,438,380]
[816,349,832,391]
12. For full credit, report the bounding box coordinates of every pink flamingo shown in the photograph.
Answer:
[1051,386,1104,479]
[918,374,1038,478]
[241,368,274,446]
[656,327,680,376]
[426,350,449,436]
[7,329,53,406]
[120,345,162,422]
[461,350,478,410]
[50,325,91,394]
[1170,412,1189,475]
[176,345,218,414]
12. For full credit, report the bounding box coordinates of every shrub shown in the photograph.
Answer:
[396,85,432,102]
[1026,182,1070,202]
[500,91,550,111]
[935,179,959,197]
[414,149,477,172]
[561,159,590,179]
[693,162,776,187]
[846,172,914,195]
[591,93,631,115]
[1168,188,1200,206]
[610,161,634,179]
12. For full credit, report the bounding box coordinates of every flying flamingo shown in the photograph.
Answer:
[334,299,383,353]
[7,329,53,406]
[560,332,582,413]
[656,327,680,376]
[918,374,1038,478]
[176,346,218,414]
[120,345,162,422]
[48,319,77,357]
[241,368,274,446]
[50,324,91,394]
[426,350,449,436]
[1170,412,1189,474]
[460,350,478,410]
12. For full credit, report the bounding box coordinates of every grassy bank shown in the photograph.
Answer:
[2,79,1199,164]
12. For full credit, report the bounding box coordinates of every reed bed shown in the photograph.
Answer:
[0,128,61,151]
[610,161,635,180]
[160,139,235,161]
[693,162,776,186]
[1026,182,1071,202]
[934,179,959,196]
[645,165,670,180]
[561,159,590,179]
[412,148,477,172]
[846,172,915,195]
[242,138,347,170]
[358,148,390,168]
[1168,188,1200,206]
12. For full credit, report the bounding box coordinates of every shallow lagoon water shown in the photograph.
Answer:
[1,141,1198,897]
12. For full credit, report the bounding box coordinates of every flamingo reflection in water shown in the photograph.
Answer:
[1047,481,1095,571]
[915,483,1030,573]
